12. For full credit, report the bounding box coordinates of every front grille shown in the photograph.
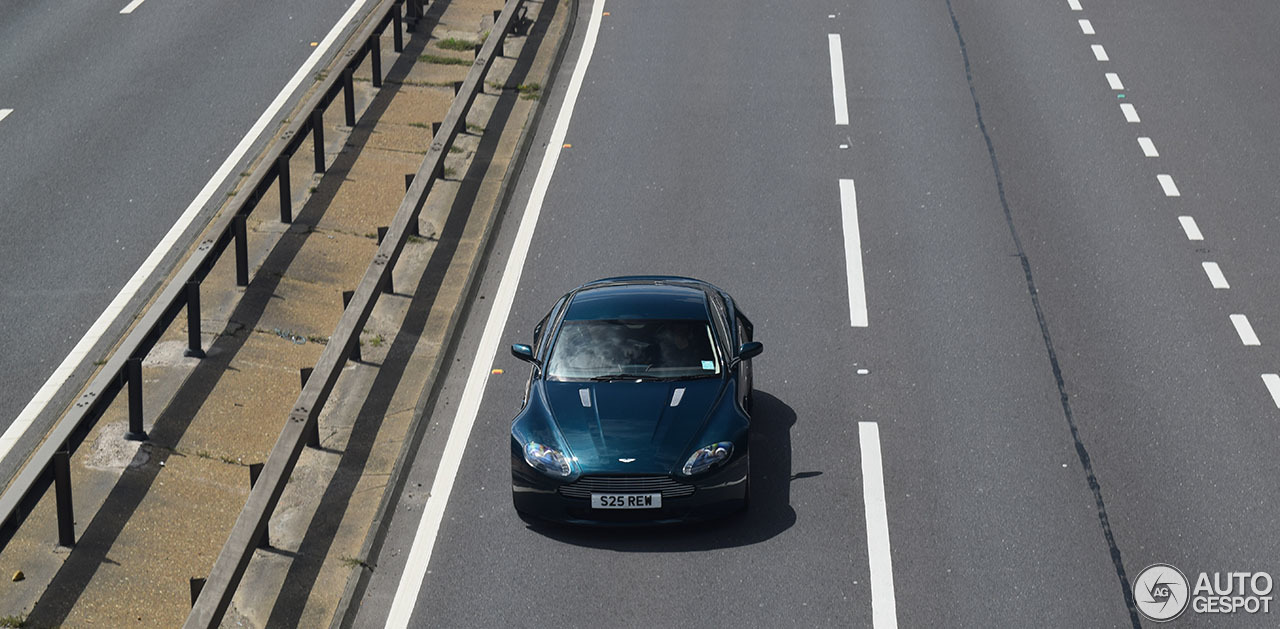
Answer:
[559,475,695,499]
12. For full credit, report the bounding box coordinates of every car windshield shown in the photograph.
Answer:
[546,318,722,381]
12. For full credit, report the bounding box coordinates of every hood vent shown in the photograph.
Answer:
[669,387,685,407]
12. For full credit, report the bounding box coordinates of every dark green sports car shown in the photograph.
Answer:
[509,276,762,525]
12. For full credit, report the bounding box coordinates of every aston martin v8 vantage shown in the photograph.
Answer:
[509,276,762,525]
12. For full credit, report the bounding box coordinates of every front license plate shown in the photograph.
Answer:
[591,493,662,509]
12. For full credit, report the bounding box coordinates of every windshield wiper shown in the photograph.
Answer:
[590,373,673,382]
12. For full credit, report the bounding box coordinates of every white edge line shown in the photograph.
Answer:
[860,421,898,629]
[0,109,12,123]
[1262,374,1280,408]
[1178,216,1203,241]
[0,0,379,467]
[119,0,147,14]
[1202,262,1229,289]
[1105,73,1124,90]
[383,0,606,626]
[840,179,867,327]
[1157,174,1180,197]
[1231,314,1261,346]
[1137,137,1158,157]
[828,34,850,126]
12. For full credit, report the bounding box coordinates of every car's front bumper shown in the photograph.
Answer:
[511,454,748,525]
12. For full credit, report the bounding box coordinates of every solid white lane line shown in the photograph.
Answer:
[1120,103,1140,122]
[840,179,868,327]
[1138,137,1158,157]
[383,1,606,626]
[1263,375,1280,408]
[1157,174,1180,197]
[1202,262,1229,289]
[0,0,380,467]
[1106,72,1124,90]
[859,422,898,629]
[1231,314,1261,346]
[1079,19,1095,35]
[1178,216,1204,241]
[119,0,147,14]
[1092,44,1109,61]
[828,34,850,126]
[0,109,11,123]
[1068,0,1083,10]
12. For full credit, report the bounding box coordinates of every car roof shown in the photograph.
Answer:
[563,282,711,321]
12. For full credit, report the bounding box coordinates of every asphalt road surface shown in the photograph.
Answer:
[355,0,1280,626]
[0,0,365,441]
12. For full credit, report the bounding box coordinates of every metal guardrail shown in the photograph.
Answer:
[0,0,429,554]
[184,0,528,625]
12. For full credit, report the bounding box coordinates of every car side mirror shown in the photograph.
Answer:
[735,341,763,362]
[511,343,539,365]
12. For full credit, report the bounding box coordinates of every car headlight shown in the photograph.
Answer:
[524,441,573,477]
[681,441,733,476]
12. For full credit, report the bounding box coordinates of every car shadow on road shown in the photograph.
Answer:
[524,390,809,551]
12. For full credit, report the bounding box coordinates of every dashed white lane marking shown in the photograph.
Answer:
[1121,103,1140,122]
[1138,137,1159,157]
[828,34,850,126]
[1179,216,1204,241]
[1202,262,1229,289]
[1157,174,1180,197]
[1231,314,1261,346]
[383,1,607,626]
[1106,73,1124,90]
[1092,44,1109,61]
[0,0,380,468]
[1068,0,1082,10]
[0,108,11,123]
[859,422,899,629]
[1262,375,1280,408]
[1079,19,1095,35]
[840,179,868,327]
[119,0,147,14]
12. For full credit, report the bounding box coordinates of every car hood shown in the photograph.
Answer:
[541,378,725,474]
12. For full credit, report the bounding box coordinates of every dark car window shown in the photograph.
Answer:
[546,319,722,380]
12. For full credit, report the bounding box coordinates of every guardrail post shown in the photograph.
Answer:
[185,281,205,358]
[404,175,422,237]
[190,577,206,607]
[54,449,75,548]
[493,10,505,57]
[298,367,322,447]
[342,291,362,362]
[125,357,148,441]
[278,154,292,224]
[392,2,404,51]
[247,463,271,547]
[376,227,394,294]
[234,215,249,287]
[453,81,462,96]
[311,110,326,174]
[370,37,382,88]
[343,68,356,128]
